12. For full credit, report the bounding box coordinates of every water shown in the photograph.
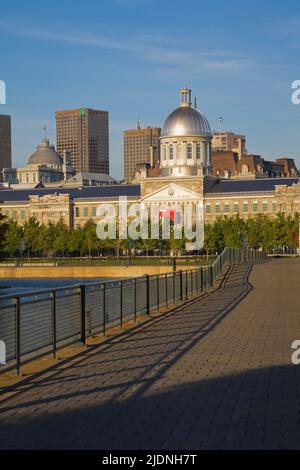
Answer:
[0,278,113,296]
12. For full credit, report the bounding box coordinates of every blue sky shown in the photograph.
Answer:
[0,0,300,179]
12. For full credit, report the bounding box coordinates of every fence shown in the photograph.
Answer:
[0,247,266,374]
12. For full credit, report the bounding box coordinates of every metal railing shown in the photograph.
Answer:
[0,247,266,374]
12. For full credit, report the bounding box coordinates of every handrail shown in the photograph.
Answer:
[0,247,266,374]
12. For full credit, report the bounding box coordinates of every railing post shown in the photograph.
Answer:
[146,275,150,315]
[157,275,160,312]
[180,270,183,301]
[120,280,123,327]
[173,272,176,305]
[200,267,203,292]
[134,278,137,322]
[15,297,21,375]
[80,285,86,346]
[165,274,168,307]
[103,283,106,336]
[186,271,188,299]
[51,291,57,359]
[210,265,213,287]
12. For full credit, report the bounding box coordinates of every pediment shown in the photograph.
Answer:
[141,183,202,203]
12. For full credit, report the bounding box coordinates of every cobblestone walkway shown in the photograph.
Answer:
[0,259,300,450]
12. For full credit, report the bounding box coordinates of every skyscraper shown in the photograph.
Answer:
[0,114,12,176]
[55,108,109,174]
[123,125,161,182]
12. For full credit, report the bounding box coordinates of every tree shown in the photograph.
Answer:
[23,217,43,255]
[3,219,23,256]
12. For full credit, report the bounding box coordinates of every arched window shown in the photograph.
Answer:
[187,143,192,159]
[169,144,173,160]
[196,143,201,160]
[241,164,248,175]
[163,146,167,160]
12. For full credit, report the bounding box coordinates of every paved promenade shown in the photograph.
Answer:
[0,259,300,450]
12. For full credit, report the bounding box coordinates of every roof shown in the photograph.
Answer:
[207,178,299,194]
[161,105,211,138]
[70,172,116,183]
[0,184,141,202]
[28,139,63,165]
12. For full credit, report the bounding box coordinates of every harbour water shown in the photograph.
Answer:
[0,278,112,296]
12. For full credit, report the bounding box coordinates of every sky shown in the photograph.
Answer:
[0,0,300,179]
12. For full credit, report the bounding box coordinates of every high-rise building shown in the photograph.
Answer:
[55,108,109,174]
[212,131,246,157]
[124,126,161,182]
[0,115,12,176]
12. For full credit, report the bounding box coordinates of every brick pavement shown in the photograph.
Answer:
[0,259,300,449]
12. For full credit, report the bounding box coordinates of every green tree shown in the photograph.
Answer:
[3,219,23,256]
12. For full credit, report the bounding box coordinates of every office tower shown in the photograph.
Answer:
[0,114,12,175]
[124,125,161,182]
[56,108,109,174]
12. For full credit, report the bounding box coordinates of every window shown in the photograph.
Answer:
[215,203,221,213]
[262,201,268,212]
[169,144,173,160]
[163,146,166,160]
[233,202,239,213]
[253,202,258,212]
[92,207,97,217]
[243,202,248,213]
[75,207,80,217]
[177,143,182,159]
[196,144,201,160]
[272,201,277,212]
[224,203,230,213]
[241,164,248,176]
[21,210,26,220]
[206,204,211,213]
[187,143,192,159]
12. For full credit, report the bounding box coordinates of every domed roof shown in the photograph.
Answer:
[161,88,211,138]
[28,139,63,165]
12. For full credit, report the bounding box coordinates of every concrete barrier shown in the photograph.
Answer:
[0,265,199,278]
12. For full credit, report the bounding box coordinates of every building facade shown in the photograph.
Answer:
[212,132,246,157]
[56,108,109,175]
[2,139,73,186]
[124,126,160,182]
[0,114,12,178]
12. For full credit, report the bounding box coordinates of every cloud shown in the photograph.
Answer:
[0,19,255,73]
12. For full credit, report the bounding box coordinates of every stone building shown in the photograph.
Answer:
[2,138,73,186]
[0,87,299,234]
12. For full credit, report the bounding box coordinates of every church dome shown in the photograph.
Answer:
[28,139,63,165]
[161,87,211,138]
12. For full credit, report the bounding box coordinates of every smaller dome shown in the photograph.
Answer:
[28,139,63,165]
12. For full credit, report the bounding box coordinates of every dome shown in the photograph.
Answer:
[161,87,211,138]
[161,105,211,138]
[28,139,63,165]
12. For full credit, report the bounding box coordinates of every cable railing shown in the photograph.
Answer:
[0,247,266,374]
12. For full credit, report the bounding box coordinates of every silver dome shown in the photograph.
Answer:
[28,139,63,165]
[161,105,211,138]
